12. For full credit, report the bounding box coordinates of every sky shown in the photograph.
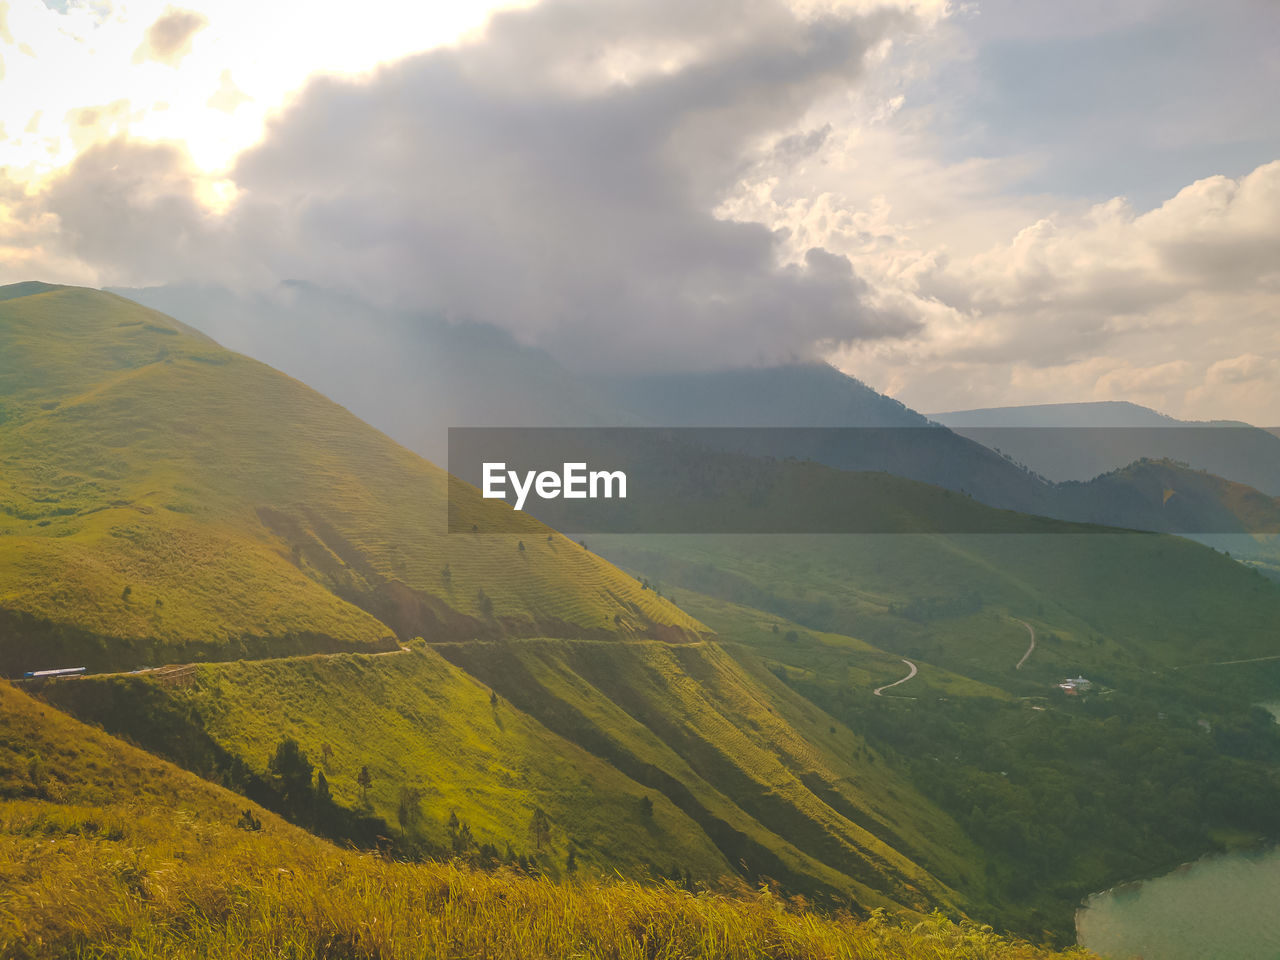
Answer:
[1,0,1278,423]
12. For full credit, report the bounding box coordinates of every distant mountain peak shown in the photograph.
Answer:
[930,401,1180,428]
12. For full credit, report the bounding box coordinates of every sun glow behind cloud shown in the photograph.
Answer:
[0,0,534,185]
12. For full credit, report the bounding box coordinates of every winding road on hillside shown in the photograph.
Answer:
[873,659,918,696]
[1013,618,1036,670]
[18,644,415,684]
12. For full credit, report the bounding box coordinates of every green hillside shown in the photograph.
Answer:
[0,283,703,674]
[435,638,979,911]
[38,645,731,881]
[38,638,985,919]
[6,281,1278,950]
[2,283,979,926]
[593,532,1280,683]
[0,679,1094,960]
[591,534,1280,932]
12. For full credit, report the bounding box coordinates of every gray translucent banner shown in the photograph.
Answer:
[447,427,1280,534]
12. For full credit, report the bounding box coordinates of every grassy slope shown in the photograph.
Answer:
[592,532,1280,687]
[434,638,983,915]
[40,638,980,919]
[4,282,991,927]
[0,680,1093,960]
[42,646,731,880]
[674,591,1011,702]
[591,534,1280,935]
[0,285,703,673]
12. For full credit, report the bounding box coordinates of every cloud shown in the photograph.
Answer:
[42,138,226,283]
[1096,360,1194,398]
[808,159,1280,421]
[1206,354,1279,386]
[64,99,139,149]
[206,69,251,113]
[0,170,94,286]
[132,7,208,66]
[43,0,927,372]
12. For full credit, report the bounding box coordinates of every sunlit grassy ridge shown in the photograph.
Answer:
[42,646,731,880]
[1,680,1092,960]
[435,638,985,913]
[0,284,704,672]
[41,641,978,917]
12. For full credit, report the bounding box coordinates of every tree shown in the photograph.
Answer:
[453,821,476,856]
[268,738,313,811]
[397,786,424,834]
[565,846,578,875]
[529,807,551,852]
[356,765,373,803]
[315,770,331,804]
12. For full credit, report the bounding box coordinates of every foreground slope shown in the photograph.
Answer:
[0,680,1093,959]
[40,639,984,921]
[0,283,702,673]
[39,646,732,882]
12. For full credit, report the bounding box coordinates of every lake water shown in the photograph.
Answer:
[1076,845,1280,959]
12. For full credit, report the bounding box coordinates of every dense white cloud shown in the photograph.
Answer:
[32,0,931,371]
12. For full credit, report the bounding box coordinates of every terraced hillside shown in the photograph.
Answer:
[0,283,703,674]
